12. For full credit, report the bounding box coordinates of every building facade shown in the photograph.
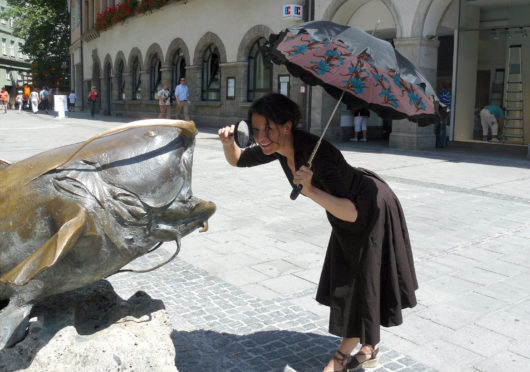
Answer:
[0,0,32,105]
[69,0,530,151]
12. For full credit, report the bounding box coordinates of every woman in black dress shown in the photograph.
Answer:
[218,94,418,372]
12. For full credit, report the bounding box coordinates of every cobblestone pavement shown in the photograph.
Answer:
[1,110,529,372]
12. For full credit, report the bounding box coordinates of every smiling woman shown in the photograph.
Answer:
[218,93,418,372]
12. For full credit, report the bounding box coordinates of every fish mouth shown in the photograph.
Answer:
[150,198,216,241]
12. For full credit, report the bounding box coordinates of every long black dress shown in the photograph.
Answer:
[237,129,418,345]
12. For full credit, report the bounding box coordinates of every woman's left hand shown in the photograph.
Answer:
[293,165,314,195]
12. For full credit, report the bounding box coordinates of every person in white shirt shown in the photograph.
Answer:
[30,88,40,113]
[68,91,76,111]
[158,82,171,119]
[174,77,190,120]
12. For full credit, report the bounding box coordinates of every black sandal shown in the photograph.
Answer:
[346,347,379,371]
[330,349,351,372]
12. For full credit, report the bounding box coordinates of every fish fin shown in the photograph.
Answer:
[0,206,88,286]
[0,158,11,169]
[0,302,33,349]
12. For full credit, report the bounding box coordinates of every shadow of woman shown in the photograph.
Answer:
[0,279,164,371]
[172,329,342,372]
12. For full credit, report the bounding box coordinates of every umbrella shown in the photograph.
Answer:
[267,20,444,125]
[261,21,444,199]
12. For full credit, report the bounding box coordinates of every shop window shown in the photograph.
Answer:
[132,57,141,100]
[248,38,272,102]
[150,54,161,100]
[171,49,186,93]
[202,44,220,101]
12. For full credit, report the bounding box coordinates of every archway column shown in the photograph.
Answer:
[140,69,150,102]
[389,36,439,150]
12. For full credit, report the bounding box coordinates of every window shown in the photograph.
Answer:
[1,39,6,55]
[248,38,272,102]
[202,44,220,101]
[132,57,141,100]
[171,49,186,93]
[117,60,125,100]
[9,18,13,28]
[149,54,161,100]
[18,43,23,58]
[0,8,5,24]
[10,41,14,57]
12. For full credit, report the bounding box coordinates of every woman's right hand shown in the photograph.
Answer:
[218,125,235,146]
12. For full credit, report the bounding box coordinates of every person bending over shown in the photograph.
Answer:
[218,94,418,372]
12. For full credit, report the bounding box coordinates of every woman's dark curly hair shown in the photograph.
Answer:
[248,93,301,132]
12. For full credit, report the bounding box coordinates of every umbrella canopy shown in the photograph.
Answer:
[267,21,444,125]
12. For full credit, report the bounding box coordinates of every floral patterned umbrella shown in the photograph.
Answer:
[267,21,444,125]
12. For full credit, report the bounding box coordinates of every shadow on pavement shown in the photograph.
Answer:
[172,329,340,372]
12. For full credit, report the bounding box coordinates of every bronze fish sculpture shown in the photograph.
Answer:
[0,119,216,348]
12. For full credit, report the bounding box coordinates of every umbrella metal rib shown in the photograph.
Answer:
[307,90,345,167]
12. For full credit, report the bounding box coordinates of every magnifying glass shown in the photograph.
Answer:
[231,120,303,200]
[232,120,254,148]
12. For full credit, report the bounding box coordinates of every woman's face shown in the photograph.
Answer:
[251,113,291,155]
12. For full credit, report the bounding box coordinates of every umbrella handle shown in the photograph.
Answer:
[290,162,312,200]
[290,184,303,200]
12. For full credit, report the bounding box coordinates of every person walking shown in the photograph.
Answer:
[436,83,452,148]
[0,87,9,114]
[29,88,40,114]
[158,82,171,119]
[15,90,23,113]
[39,87,50,114]
[349,108,370,142]
[88,86,98,117]
[174,77,190,120]
[479,104,503,142]
[68,90,77,112]
[218,94,418,372]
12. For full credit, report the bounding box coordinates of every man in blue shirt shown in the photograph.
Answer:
[174,77,190,120]
[479,104,503,142]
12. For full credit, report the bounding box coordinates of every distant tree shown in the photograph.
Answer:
[3,0,70,90]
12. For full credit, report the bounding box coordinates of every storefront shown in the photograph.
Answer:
[453,0,530,146]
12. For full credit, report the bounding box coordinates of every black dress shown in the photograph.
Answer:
[237,129,418,345]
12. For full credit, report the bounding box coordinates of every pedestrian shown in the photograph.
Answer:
[479,104,503,142]
[15,90,24,113]
[158,82,171,119]
[88,86,98,117]
[30,88,40,114]
[40,86,50,114]
[68,90,76,112]
[349,107,370,142]
[436,83,452,148]
[0,87,9,114]
[174,77,190,120]
[218,94,418,372]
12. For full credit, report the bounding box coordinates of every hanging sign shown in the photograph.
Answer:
[282,4,303,19]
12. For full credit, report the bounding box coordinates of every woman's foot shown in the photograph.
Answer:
[346,345,379,371]
[323,349,350,372]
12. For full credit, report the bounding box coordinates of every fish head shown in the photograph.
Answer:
[62,122,216,241]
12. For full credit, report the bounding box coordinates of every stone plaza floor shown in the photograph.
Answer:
[1,109,529,371]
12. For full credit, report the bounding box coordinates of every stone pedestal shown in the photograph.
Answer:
[0,280,177,372]
[390,37,439,150]
[389,119,436,150]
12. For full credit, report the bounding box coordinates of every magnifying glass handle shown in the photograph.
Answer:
[290,184,303,200]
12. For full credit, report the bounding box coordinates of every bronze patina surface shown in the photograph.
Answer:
[0,119,215,348]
